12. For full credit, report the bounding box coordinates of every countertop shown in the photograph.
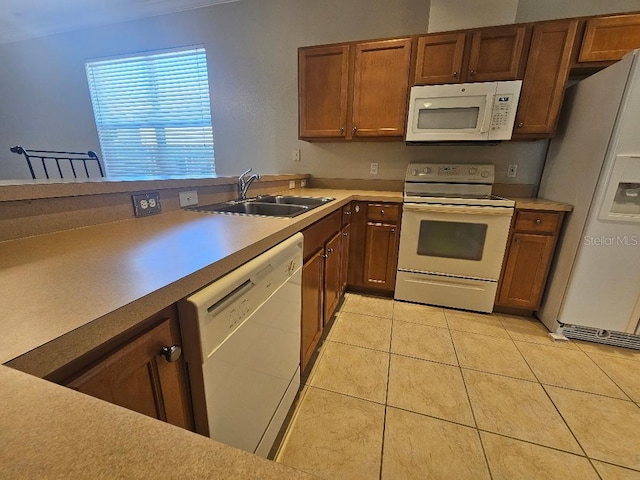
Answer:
[511,197,573,212]
[1,188,402,376]
[0,365,316,480]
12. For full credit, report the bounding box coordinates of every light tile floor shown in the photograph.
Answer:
[276,293,640,480]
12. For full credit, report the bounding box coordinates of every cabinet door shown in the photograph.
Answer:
[414,32,465,85]
[351,38,412,137]
[363,222,398,290]
[497,233,556,310]
[67,316,192,430]
[340,224,351,295]
[299,45,350,138]
[513,19,578,138]
[578,14,640,63]
[348,202,368,288]
[324,231,342,323]
[301,249,324,371]
[467,25,527,82]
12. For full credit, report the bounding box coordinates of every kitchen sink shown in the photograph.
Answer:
[254,195,334,207]
[189,195,334,218]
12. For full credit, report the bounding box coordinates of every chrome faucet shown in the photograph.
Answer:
[238,168,260,200]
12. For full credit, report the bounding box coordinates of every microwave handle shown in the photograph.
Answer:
[480,94,493,134]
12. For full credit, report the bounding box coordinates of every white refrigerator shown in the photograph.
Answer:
[537,49,640,349]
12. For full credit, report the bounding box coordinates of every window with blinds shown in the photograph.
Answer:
[86,47,215,179]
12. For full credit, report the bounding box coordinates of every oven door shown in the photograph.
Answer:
[398,203,513,280]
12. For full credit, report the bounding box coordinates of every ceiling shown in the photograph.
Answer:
[0,0,240,44]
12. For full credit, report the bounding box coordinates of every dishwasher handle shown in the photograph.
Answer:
[206,279,254,316]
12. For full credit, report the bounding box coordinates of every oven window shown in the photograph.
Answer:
[417,107,479,130]
[417,220,487,260]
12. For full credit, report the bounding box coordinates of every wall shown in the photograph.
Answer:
[1,0,638,189]
[516,0,640,22]
[0,0,430,181]
[428,0,518,32]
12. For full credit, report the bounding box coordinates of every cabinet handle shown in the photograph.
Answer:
[321,254,328,259]
[340,127,344,135]
[535,219,542,225]
[469,70,475,76]
[343,232,348,237]
[380,209,385,216]
[327,248,334,254]
[453,71,459,78]
[391,228,396,234]
[160,345,182,363]
[515,238,522,244]
[344,211,352,216]
[352,126,357,135]
[518,122,524,128]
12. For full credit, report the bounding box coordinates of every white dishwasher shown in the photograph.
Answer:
[179,233,302,457]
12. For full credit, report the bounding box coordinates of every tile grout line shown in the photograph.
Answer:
[445,309,495,480]
[579,349,637,403]
[378,301,396,480]
[509,339,594,463]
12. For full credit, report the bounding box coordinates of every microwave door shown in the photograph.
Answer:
[411,95,489,141]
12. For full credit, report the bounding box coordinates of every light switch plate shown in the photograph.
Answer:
[370,162,379,175]
[132,192,162,217]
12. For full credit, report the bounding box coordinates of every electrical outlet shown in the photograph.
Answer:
[370,162,379,175]
[179,190,198,207]
[289,180,296,189]
[132,192,162,217]
[507,164,518,178]
[292,148,301,162]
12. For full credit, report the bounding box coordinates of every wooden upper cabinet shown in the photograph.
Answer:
[298,45,349,138]
[512,19,578,138]
[467,25,528,81]
[578,13,640,63]
[352,38,412,137]
[414,32,465,84]
[414,25,527,85]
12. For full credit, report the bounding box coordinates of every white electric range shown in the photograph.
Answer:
[395,163,515,313]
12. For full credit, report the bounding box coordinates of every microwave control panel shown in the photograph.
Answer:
[489,94,516,135]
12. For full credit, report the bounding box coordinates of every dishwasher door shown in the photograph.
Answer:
[180,233,302,457]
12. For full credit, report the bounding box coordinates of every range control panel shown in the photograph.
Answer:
[406,163,495,183]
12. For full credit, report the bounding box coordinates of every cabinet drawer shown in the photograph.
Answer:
[367,203,400,223]
[513,210,561,234]
[302,209,341,261]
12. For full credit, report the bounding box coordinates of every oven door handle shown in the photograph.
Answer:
[403,204,513,216]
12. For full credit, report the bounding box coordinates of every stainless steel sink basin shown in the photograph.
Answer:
[254,195,335,207]
[189,195,335,218]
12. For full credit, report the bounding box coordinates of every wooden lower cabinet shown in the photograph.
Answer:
[324,231,342,323]
[340,223,351,295]
[349,201,401,293]
[363,222,398,290]
[301,248,324,371]
[496,209,565,312]
[64,309,193,430]
[300,208,347,371]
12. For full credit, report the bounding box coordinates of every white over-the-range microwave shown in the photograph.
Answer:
[405,80,522,142]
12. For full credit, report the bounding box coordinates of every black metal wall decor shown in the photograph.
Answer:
[10,146,105,179]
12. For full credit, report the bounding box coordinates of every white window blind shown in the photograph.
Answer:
[86,47,215,179]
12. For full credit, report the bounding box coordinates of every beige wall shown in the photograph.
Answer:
[516,0,640,22]
[1,0,638,188]
[428,0,518,32]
